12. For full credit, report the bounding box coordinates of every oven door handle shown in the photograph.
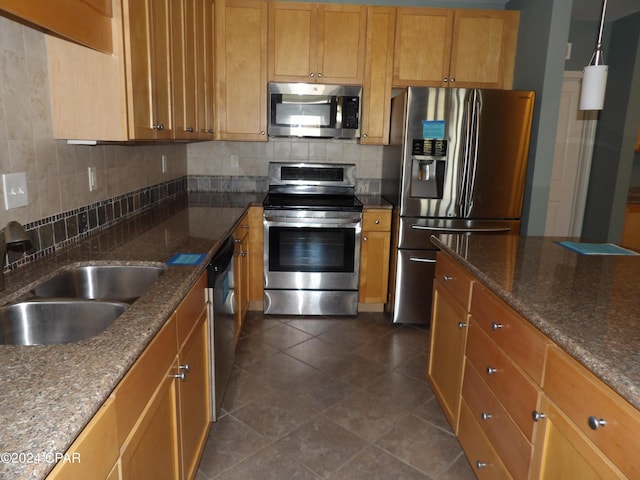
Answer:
[264,216,362,227]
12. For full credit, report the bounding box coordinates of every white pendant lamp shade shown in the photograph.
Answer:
[579,0,609,111]
[580,64,608,110]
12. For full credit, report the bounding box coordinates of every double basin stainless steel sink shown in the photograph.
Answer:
[0,265,165,346]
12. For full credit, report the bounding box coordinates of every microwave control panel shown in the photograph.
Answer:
[341,96,359,129]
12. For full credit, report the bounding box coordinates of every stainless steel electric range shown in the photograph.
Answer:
[263,162,363,315]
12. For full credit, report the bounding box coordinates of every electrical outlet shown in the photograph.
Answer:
[566,42,572,60]
[230,154,239,168]
[2,172,29,210]
[161,154,168,174]
[88,166,97,192]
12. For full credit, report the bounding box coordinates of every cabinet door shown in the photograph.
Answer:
[449,10,518,89]
[0,0,113,53]
[215,0,267,141]
[178,312,211,480]
[268,2,315,82]
[120,372,181,480]
[171,0,198,140]
[233,217,250,336]
[393,8,453,87]
[428,281,469,432]
[247,206,264,304]
[197,0,216,140]
[530,396,625,479]
[361,7,395,145]
[125,0,173,139]
[45,397,119,480]
[621,203,640,251]
[315,4,366,84]
[359,230,390,304]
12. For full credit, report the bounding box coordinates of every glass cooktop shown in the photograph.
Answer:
[263,193,363,211]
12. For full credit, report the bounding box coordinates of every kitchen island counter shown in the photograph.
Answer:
[0,192,264,480]
[431,234,640,411]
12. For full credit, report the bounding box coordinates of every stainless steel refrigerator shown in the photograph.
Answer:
[382,87,535,325]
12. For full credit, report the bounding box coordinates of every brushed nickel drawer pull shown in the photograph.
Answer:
[491,322,503,330]
[481,412,492,421]
[476,461,488,469]
[486,367,498,375]
[457,321,467,329]
[532,410,546,422]
[588,416,606,430]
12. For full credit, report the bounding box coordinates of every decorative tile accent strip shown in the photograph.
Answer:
[5,178,188,273]
[5,174,382,273]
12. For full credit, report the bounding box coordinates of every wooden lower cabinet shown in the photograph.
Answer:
[428,281,468,432]
[233,213,250,336]
[47,273,210,480]
[247,206,264,306]
[530,395,625,479]
[621,203,640,252]
[178,311,211,480]
[120,372,181,479]
[45,397,119,480]
[359,208,392,305]
[430,251,640,479]
[427,252,473,432]
[458,399,512,479]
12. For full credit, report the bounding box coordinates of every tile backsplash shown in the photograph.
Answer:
[7,178,188,271]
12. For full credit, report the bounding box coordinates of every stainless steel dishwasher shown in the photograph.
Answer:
[206,236,236,421]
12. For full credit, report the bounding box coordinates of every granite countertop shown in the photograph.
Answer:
[0,192,264,480]
[431,234,640,411]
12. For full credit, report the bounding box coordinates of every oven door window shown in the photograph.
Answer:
[269,226,355,273]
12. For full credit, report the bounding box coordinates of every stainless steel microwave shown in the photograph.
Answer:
[268,83,361,139]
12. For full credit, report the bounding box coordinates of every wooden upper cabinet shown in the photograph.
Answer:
[215,0,268,141]
[197,0,216,140]
[0,0,113,53]
[170,0,198,140]
[123,0,173,140]
[268,2,366,85]
[360,6,396,145]
[393,8,518,89]
[393,8,453,87]
[449,10,519,88]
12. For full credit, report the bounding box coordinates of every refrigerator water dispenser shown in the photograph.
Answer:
[411,157,446,198]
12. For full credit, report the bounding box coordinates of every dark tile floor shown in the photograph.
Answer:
[196,311,475,480]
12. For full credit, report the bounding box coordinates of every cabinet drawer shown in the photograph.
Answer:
[471,283,549,384]
[458,399,512,480]
[544,347,640,479]
[115,314,178,444]
[362,209,391,231]
[463,360,531,480]
[176,273,207,348]
[465,320,539,440]
[46,396,119,480]
[434,252,473,310]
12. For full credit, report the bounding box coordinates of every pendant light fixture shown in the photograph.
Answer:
[579,0,609,110]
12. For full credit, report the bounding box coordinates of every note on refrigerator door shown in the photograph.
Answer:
[422,120,445,139]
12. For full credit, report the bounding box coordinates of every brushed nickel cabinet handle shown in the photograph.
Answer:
[588,416,606,430]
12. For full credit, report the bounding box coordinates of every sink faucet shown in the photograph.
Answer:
[0,221,31,291]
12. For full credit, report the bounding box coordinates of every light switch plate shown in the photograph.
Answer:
[2,172,29,210]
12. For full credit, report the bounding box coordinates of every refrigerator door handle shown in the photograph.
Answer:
[410,225,512,233]
[409,256,437,263]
